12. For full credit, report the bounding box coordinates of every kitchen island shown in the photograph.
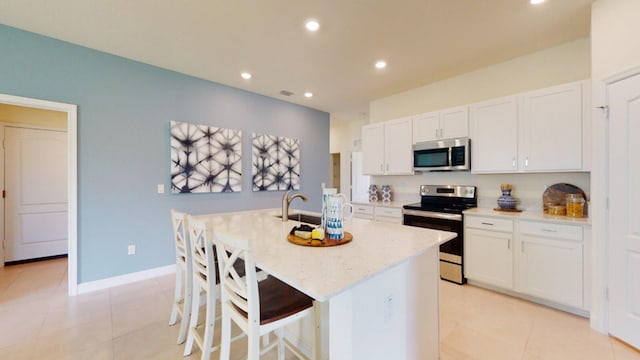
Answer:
[195,209,455,360]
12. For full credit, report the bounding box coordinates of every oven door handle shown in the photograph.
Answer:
[402,209,462,221]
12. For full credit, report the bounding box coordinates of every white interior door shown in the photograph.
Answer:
[608,72,640,349]
[4,127,68,262]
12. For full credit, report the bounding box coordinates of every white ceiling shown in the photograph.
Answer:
[0,0,592,122]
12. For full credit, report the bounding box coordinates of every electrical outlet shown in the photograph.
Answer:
[127,245,136,255]
[383,295,393,323]
[157,184,165,194]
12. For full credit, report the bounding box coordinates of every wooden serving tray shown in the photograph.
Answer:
[287,231,353,247]
[494,207,523,213]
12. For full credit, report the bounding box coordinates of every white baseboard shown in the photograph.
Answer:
[77,264,176,294]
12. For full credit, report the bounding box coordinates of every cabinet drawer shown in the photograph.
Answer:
[465,216,513,232]
[519,221,582,241]
[375,206,402,218]
[353,204,374,215]
[375,215,402,224]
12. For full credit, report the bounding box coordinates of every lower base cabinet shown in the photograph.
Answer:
[518,221,583,308]
[352,203,403,224]
[465,228,513,290]
[465,215,587,311]
[353,204,374,220]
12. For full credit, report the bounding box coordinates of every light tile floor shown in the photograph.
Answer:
[0,258,638,359]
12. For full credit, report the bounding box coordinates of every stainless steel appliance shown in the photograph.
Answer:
[412,137,470,172]
[402,185,477,284]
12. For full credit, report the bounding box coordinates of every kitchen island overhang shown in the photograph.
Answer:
[195,209,455,359]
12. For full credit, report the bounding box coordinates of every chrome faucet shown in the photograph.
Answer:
[282,190,308,222]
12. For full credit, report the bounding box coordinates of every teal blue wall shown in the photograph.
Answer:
[0,25,330,282]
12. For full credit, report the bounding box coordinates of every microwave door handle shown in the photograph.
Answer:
[448,147,453,167]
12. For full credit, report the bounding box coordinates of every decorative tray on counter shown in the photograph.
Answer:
[493,207,523,213]
[287,231,353,247]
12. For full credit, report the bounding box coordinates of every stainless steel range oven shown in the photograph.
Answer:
[402,185,477,284]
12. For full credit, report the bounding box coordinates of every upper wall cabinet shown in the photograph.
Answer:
[520,82,584,172]
[470,80,590,174]
[469,96,519,173]
[362,117,413,175]
[362,123,385,175]
[413,106,468,144]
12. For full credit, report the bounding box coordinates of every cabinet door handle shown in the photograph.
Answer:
[521,241,525,253]
[507,238,511,250]
[541,228,557,233]
[380,164,383,172]
[386,163,389,171]
[435,128,439,139]
[481,222,494,226]
[512,157,516,167]
[525,157,529,167]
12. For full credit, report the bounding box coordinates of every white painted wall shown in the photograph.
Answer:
[329,117,368,153]
[369,38,591,123]
[591,0,640,81]
[589,0,640,333]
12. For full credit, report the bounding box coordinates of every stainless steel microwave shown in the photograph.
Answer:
[412,137,470,172]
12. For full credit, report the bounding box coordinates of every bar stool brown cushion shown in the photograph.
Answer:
[230,275,314,325]
[257,276,314,325]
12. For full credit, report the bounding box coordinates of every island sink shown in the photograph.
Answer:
[274,213,322,225]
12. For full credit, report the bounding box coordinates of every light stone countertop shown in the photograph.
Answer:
[464,207,592,226]
[194,208,455,301]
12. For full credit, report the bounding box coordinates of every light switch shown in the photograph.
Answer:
[157,184,165,194]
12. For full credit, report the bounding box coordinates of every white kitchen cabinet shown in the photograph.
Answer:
[413,106,468,144]
[520,82,584,171]
[374,205,403,224]
[384,118,413,174]
[465,216,514,289]
[412,111,440,143]
[362,123,385,175]
[469,96,519,173]
[464,212,588,313]
[518,221,583,308]
[362,117,413,175]
[353,203,375,220]
[470,80,590,174]
[352,202,403,223]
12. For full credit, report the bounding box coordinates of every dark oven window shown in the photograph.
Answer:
[403,214,463,257]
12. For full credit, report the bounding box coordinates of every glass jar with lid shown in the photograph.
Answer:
[566,194,585,217]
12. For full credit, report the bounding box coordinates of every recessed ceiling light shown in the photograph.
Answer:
[305,19,320,32]
[304,92,313,98]
[530,0,545,4]
[375,60,387,69]
[241,72,252,80]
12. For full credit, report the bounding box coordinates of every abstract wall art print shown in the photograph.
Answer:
[170,120,242,193]
[252,133,300,191]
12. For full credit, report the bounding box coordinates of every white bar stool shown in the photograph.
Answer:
[215,231,317,360]
[168,209,193,344]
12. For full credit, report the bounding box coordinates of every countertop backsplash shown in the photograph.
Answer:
[369,171,590,213]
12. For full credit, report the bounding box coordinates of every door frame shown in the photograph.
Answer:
[591,65,640,334]
[0,93,78,296]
